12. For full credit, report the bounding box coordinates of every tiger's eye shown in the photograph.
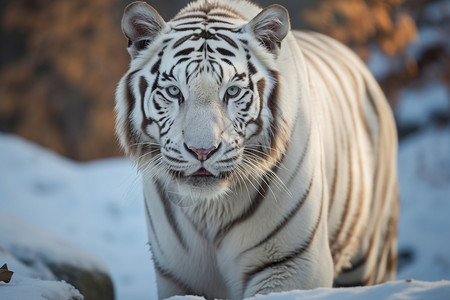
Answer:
[167,86,181,97]
[226,86,240,97]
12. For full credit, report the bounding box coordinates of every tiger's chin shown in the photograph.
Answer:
[168,171,234,206]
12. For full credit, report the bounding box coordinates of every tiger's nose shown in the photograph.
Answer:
[185,144,219,162]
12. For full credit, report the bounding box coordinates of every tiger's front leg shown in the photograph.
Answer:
[225,209,334,299]
[154,272,189,300]
[241,230,334,297]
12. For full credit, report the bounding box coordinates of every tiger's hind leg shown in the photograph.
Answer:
[334,186,399,287]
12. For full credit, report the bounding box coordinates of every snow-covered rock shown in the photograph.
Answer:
[0,133,155,299]
[0,213,113,299]
[0,273,83,300]
[0,249,83,300]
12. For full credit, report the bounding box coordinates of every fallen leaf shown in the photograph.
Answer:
[0,264,14,283]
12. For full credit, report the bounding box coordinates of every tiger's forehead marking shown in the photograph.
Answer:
[156,15,249,86]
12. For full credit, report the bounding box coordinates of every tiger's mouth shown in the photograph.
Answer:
[192,167,213,176]
[168,168,233,187]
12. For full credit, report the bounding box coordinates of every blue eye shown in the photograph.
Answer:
[226,86,240,97]
[167,86,180,97]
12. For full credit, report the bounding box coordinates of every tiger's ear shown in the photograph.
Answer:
[121,1,167,59]
[245,5,290,55]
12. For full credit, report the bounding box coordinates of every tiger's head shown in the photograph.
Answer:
[115,0,292,202]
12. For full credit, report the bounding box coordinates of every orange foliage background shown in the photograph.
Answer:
[0,0,128,160]
[0,0,437,161]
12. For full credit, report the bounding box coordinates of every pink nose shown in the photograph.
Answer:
[187,145,217,162]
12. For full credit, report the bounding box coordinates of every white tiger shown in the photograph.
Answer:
[115,0,399,298]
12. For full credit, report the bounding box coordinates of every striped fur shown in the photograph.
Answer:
[115,1,399,298]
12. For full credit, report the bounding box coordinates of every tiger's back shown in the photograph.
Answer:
[293,31,398,286]
[115,0,398,298]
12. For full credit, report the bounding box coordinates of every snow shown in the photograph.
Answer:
[395,83,450,129]
[0,273,83,300]
[0,213,107,274]
[0,134,156,299]
[247,280,450,300]
[396,125,450,281]
[1,124,450,299]
[1,246,83,300]
[165,281,450,300]
[366,47,395,79]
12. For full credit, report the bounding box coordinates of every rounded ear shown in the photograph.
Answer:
[245,5,290,55]
[121,1,167,59]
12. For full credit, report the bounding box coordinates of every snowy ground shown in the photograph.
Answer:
[0,124,450,299]
[0,134,155,299]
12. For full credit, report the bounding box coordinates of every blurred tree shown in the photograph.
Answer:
[0,0,128,160]
[0,0,426,160]
[379,0,450,137]
[300,0,417,59]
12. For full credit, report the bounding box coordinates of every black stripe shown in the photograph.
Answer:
[317,53,360,256]
[243,169,315,254]
[155,180,189,251]
[312,35,377,148]
[347,66,375,149]
[174,47,195,57]
[328,120,339,212]
[330,145,353,252]
[334,136,366,256]
[233,72,246,81]
[245,77,264,140]
[267,70,285,160]
[151,59,161,74]
[139,76,148,104]
[285,126,311,187]
[159,121,173,138]
[302,50,355,254]
[221,58,234,66]
[152,257,196,295]
[206,18,235,25]
[216,156,239,164]
[243,186,324,292]
[210,60,224,82]
[198,30,219,41]
[216,47,235,57]
[176,21,203,26]
[217,33,238,49]
[209,26,239,32]
[223,147,235,155]
[172,34,195,48]
[124,69,141,153]
[214,172,272,246]
[152,97,162,110]
[302,52,344,214]
[248,61,257,75]
[139,76,155,136]
[176,57,190,65]
[165,155,188,164]
[206,44,215,53]
[144,196,164,255]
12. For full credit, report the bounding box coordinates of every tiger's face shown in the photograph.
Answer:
[116,2,290,201]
